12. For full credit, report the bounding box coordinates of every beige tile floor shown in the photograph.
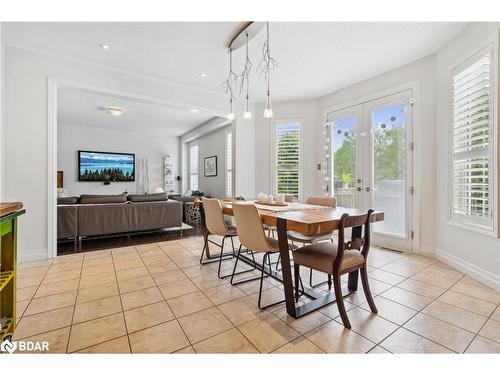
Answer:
[12,235,500,354]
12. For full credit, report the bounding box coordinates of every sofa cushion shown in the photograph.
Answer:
[57,197,79,205]
[80,195,127,204]
[127,193,168,202]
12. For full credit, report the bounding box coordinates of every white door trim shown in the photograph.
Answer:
[46,77,224,259]
[322,81,421,253]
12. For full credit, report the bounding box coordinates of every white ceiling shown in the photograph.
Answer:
[4,22,467,101]
[58,87,215,135]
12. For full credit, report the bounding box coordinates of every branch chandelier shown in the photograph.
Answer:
[223,22,278,120]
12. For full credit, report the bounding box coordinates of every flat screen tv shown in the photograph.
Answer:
[78,150,135,182]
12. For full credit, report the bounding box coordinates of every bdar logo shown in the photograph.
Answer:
[1,335,17,353]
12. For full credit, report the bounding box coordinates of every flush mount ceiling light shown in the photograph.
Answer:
[99,43,110,50]
[189,108,200,113]
[198,72,207,78]
[99,106,126,117]
[223,22,278,120]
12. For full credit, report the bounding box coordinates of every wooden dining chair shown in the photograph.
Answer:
[282,196,336,287]
[231,202,299,309]
[199,198,239,278]
[292,209,377,329]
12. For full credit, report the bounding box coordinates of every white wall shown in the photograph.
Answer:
[254,99,318,200]
[197,126,228,198]
[435,23,500,288]
[3,45,227,261]
[57,124,179,196]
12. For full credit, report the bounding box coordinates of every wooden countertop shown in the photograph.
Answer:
[0,202,24,217]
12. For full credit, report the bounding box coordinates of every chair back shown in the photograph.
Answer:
[232,202,271,252]
[306,196,337,208]
[334,209,374,270]
[203,198,231,236]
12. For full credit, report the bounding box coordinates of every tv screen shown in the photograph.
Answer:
[78,151,135,182]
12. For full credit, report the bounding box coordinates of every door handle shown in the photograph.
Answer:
[365,187,371,192]
[357,187,361,192]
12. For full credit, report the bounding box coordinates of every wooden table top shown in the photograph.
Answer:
[196,199,384,235]
[0,202,24,218]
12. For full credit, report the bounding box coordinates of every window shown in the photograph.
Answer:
[273,121,301,198]
[189,143,199,191]
[226,129,233,197]
[451,44,496,232]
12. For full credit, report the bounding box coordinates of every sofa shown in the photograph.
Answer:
[57,193,183,249]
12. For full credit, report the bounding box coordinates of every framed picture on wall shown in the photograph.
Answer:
[204,156,217,177]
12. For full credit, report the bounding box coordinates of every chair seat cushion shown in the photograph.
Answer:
[287,230,333,244]
[293,242,365,274]
[266,237,299,252]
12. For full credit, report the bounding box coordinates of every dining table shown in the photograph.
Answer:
[195,199,384,319]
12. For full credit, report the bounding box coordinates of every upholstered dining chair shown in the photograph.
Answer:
[231,202,299,309]
[277,196,337,286]
[199,198,238,278]
[264,194,295,237]
[293,209,377,329]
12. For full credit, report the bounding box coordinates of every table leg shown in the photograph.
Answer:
[276,218,297,318]
[347,225,362,291]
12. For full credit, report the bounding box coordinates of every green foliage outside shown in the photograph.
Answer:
[276,131,300,197]
[80,168,134,181]
[333,123,405,187]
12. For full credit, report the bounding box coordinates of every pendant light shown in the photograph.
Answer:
[242,33,252,120]
[224,48,237,121]
[261,22,275,119]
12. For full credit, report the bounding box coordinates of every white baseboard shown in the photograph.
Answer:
[419,245,500,291]
[18,248,49,263]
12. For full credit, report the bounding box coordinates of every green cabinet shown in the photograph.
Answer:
[0,203,25,342]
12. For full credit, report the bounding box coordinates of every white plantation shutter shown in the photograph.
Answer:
[274,121,301,198]
[189,143,199,190]
[226,130,232,197]
[451,46,495,230]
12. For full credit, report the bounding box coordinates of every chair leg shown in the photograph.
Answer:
[258,252,285,310]
[360,265,378,313]
[230,245,259,286]
[199,232,209,264]
[217,236,226,279]
[333,274,351,329]
[327,274,332,290]
[294,264,300,302]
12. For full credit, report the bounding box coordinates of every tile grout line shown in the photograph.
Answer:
[110,247,133,354]
[64,254,85,353]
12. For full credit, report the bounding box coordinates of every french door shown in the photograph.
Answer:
[328,89,414,251]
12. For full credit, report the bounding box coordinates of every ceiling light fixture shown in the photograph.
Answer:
[242,33,253,120]
[99,43,110,50]
[223,22,278,121]
[199,72,207,78]
[99,106,126,117]
[223,48,237,121]
[259,22,277,119]
[189,108,200,113]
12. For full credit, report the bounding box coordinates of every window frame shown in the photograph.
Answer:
[271,119,302,200]
[448,35,499,237]
[225,127,233,197]
[188,141,199,191]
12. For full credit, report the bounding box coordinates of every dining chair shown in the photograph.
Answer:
[264,194,295,238]
[292,209,377,329]
[199,198,239,278]
[231,202,299,309]
[279,196,336,287]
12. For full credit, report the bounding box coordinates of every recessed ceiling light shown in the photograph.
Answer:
[99,106,126,117]
[189,108,200,113]
[99,43,110,50]
[198,73,207,78]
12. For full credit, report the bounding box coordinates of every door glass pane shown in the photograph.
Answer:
[371,103,407,237]
[332,117,356,208]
